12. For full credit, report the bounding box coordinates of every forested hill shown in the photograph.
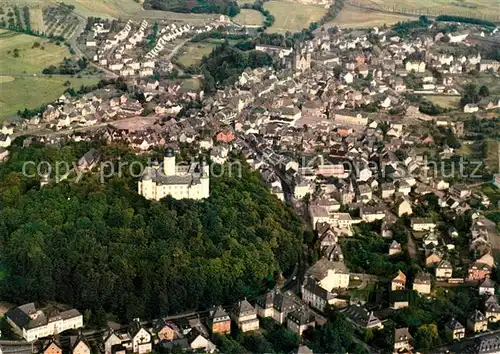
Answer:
[0,143,303,324]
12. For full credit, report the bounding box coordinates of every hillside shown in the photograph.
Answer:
[0,142,303,323]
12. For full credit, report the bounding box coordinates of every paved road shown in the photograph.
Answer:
[11,115,157,139]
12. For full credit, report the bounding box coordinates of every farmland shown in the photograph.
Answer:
[330,4,416,28]
[346,0,500,22]
[42,3,79,38]
[264,0,326,33]
[175,42,217,67]
[232,9,264,27]
[0,76,99,118]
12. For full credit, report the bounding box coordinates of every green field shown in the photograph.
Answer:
[176,42,217,67]
[264,0,326,33]
[0,77,99,118]
[347,0,500,22]
[424,95,461,109]
[331,4,416,28]
[232,8,264,27]
[485,140,499,173]
[0,29,70,74]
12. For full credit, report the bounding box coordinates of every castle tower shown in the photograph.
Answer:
[163,149,175,176]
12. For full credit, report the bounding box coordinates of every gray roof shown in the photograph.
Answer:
[6,303,47,330]
[445,318,464,331]
[305,258,349,281]
[287,308,314,326]
[394,327,412,343]
[234,299,255,317]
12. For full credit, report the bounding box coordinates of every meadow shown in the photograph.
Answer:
[346,0,500,22]
[0,29,70,74]
[0,76,99,118]
[331,4,416,28]
[485,140,499,173]
[176,42,217,67]
[264,0,326,33]
[423,95,461,109]
[0,29,98,118]
[232,9,264,27]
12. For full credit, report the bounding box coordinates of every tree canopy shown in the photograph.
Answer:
[0,142,303,323]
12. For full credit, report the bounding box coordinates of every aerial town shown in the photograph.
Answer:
[0,0,499,353]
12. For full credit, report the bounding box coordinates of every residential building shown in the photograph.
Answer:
[5,303,83,342]
[304,258,350,291]
[479,278,495,296]
[286,309,315,336]
[391,270,406,291]
[69,335,91,354]
[413,271,432,294]
[469,262,492,281]
[468,310,488,333]
[411,218,436,232]
[129,320,152,354]
[389,240,402,256]
[301,276,336,312]
[255,290,298,324]
[394,328,413,353]
[208,306,231,335]
[342,305,383,330]
[445,318,465,340]
[435,260,453,279]
[40,338,62,354]
[232,300,259,332]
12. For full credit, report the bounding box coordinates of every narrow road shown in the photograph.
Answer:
[166,37,191,61]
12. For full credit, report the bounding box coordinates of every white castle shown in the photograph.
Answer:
[138,150,209,200]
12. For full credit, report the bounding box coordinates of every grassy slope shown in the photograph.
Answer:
[0,29,70,74]
[176,42,217,67]
[0,29,98,118]
[0,77,99,118]
[332,4,416,28]
[348,0,500,21]
[264,0,326,33]
[232,8,264,26]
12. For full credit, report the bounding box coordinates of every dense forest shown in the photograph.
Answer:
[197,42,273,93]
[0,142,304,324]
[145,0,239,16]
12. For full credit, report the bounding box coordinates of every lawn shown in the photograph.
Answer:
[348,0,500,22]
[176,42,217,67]
[264,0,326,33]
[424,95,461,109]
[238,0,255,4]
[0,29,70,74]
[330,4,416,28]
[0,77,99,118]
[232,9,264,27]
